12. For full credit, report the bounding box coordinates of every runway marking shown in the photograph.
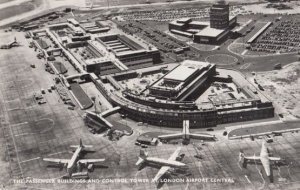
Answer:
[244,175,252,184]
[277,166,283,179]
[7,108,22,111]
[240,62,252,70]
[36,118,55,133]
[47,151,66,156]
[11,122,28,127]
[14,133,36,137]
[286,163,292,179]
[254,155,265,189]
[237,161,243,171]
[241,49,248,55]
[7,121,24,178]
[19,157,40,164]
[4,99,20,103]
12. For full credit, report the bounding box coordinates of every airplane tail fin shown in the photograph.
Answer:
[136,149,148,166]
[140,149,148,159]
[239,150,247,168]
[70,138,93,149]
[239,150,245,161]
[80,138,83,147]
[183,120,190,134]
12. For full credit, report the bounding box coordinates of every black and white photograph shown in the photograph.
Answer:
[0,0,299,189]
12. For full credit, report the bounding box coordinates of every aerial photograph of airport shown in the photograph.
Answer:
[0,0,300,189]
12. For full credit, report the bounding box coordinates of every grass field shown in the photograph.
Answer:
[0,0,42,21]
[206,54,238,65]
[70,83,93,109]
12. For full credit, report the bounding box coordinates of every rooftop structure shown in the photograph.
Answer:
[96,34,161,69]
[47,19,160,76]
[79,20,110,34]
[149,60,216,100]
[169,1,237,44]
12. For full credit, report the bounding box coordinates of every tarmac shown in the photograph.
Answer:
[0,29,300,190]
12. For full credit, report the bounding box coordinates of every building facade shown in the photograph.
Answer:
[210,1,230,29]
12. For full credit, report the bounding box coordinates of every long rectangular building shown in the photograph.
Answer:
[96,34,161,69]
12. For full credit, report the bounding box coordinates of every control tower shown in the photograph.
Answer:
[210,0,230,30]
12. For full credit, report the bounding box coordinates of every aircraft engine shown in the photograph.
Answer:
[77,162,82,172]
[87,164,94,172]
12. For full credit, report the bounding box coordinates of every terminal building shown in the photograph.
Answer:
[169,1,237,44]
[96,60,274,128]
[96,34,161,68]
[149,60,216,100]
[45,19,160,76]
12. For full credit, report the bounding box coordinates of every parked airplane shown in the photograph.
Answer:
[239,142,282,182]
[0,37,20,49]
[43,139,105,177]
[229,128,299,140]
[158,120,216,142]
[136,147,186,182]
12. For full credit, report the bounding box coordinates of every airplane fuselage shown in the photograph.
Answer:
[67,147,82,174]
[145,157,185,168]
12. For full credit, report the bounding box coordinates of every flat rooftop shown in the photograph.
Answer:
[177,17,192,23]
[164,65,197,82]
[164,60,211,82]
[169,20,185,26]
[85,57,112,65]
[97,32,157,53]
[196,27,225,37]
[189,21,210,26]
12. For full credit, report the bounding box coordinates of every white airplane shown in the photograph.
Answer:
[43,139,105,177]
[229,128,299,140]
[158,120,216,141]
[240,142,281,182]
[136,147,186,182]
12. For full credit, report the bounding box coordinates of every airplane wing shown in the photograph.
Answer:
[244,155,260,160]
[261,156,271,176]
[78,159,105,164]
[158,133,183,140]
[43,158,69,164]
[189,133,215,140]
[70,145,93,149]
[153,166,170,182]
[168,147,181,161]
[269,157,281,161]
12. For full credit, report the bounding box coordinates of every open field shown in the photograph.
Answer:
[0,0,42,21]
[206,54,238,65]
[250,62,300,119]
